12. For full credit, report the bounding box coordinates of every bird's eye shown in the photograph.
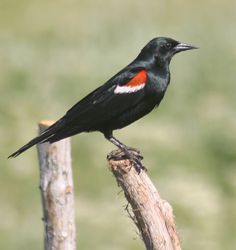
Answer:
[166,43,171,49]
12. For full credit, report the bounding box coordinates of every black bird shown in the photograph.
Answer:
[9,37,197,170]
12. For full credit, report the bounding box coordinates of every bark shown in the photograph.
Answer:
[107,149,181,250]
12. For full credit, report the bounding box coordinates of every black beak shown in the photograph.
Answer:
[174,43,198,53]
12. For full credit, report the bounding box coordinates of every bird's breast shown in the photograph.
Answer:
[145,73,169,105]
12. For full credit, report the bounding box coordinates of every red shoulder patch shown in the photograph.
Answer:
[126,70,147,87]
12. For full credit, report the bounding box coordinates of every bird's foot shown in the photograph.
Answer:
[107,147,147,174]
[124,147,143,160]
[123,149,146,174]
[107,147,146,173]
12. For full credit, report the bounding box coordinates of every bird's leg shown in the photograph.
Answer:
[104,131,144,173]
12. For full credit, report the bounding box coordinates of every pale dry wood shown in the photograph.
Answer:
[107,149,181,250]
[37,120,76,250]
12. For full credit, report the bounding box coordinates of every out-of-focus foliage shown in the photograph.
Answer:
[1,0,236,249]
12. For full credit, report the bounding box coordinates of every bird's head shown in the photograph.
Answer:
[138,37,198,65]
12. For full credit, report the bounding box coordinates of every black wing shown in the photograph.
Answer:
[62,67,147,128]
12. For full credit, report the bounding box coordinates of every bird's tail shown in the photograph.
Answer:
[8,119,65,158]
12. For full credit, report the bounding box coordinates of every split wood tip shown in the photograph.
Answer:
[38,120,55,129]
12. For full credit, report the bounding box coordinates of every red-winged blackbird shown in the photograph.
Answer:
[9,37,197,170]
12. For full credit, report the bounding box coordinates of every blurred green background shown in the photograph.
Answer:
[1,0,236,249]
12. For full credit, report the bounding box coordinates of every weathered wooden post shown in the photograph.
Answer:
[37,120,76,250]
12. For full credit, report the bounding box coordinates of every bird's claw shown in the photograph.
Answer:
[125,147,143,160]
[107,147,146,173]
[130,157,145,174]
[123,149,146,174]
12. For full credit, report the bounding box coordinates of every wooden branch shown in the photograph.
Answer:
[37,120,76,250]
[107,149,181,250]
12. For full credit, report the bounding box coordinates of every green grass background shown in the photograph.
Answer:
[1,0,236,249]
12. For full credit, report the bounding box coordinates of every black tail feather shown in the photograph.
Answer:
[48,127,80,144]
[8,132,54,158]
[8,120,64,158]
